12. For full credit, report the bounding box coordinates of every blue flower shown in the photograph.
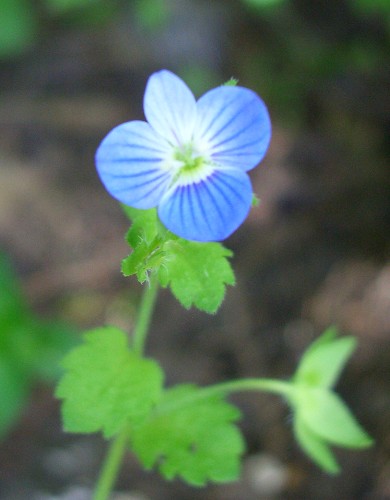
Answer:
[95,70,271,242]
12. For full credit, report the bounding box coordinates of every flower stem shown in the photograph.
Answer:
[93,278,159,499]
[132,275,159,355]
[153,378,293,417]
[210,378,293,398]
[93,425,130,500]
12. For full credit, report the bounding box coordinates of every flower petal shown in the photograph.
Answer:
[158,168,252,241]
[95,121,173,209]
[144,70,197,147]
[194,86,271,171]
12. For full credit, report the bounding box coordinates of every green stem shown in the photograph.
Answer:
[93,425,130,500]
[153,378,293,416]
[132,275,159,355]
[210,378,293,398]
[93,278,159,499]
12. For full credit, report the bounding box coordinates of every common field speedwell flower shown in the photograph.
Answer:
[96,70,271,242]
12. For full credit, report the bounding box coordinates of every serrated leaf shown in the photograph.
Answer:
[294,327,357,388]
[121,240,160,282]
[121,207,168,283]
[297,387,373,448]
[294,416,340,474]
[56,326,163,438]
[120,208,235,312]
[158,240,235,313]
[122,206,161,247]
[131,384,245,485]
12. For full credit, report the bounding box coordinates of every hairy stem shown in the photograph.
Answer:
[132,275,159,355]
[93,278,159,499]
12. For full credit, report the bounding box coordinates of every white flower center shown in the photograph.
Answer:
[172,142,214,186]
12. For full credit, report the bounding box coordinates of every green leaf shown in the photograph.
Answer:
[121,208,235,313]
[224,78,239,86]
[294,416,340,474]
[56,326,163,438]
[294,327,357,388]
[131,384,245,485]
[122,206,162,247]
[122,240,164,283]
[121,207,169,283]
[251,193,260,207]
[158,240,235,313]
[296,387,373,448]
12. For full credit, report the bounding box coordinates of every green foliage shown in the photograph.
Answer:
[242,0,287,9]
[0,253,77,438]
[134,0,170,30]
[56,326,164,438]
[0,0,38,58]
[0,358,29,440]
[131,384,244,485]
[293,415,340,474]
[352,0,390,14]
[351,0,390,31]
[294,326,357,388]
[251,194,260,207]
[289,328,373,472]
[295,387,373,448]
[0,0,119,58]
[56,320,373,485]
[57,327,244,485]
[45,0,103,13]
[224,78,239,86]
[44,0,116,26]
[159,240,235,313]
[121,207,235,313]
[121,206,168,283]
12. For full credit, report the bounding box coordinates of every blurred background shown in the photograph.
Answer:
[0,0,389,498]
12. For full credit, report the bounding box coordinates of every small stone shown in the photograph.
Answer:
[244,453,288,497]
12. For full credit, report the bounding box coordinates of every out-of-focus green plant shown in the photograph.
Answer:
[133,0,170,30]
[352,0,390,14]
[351,0,390,30]
[0,0,38,58]
[237,0,389,126]
[0,0,119,59]
[44,0,118,26]
[0,253,78,439]
[242,0,287,8]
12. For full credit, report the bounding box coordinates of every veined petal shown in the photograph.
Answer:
[144,70,197,147]
[194,86,271,171]
[158,168,252,242]
[95,121,173,209]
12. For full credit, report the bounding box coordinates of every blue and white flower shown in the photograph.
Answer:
[95,70,271,242]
